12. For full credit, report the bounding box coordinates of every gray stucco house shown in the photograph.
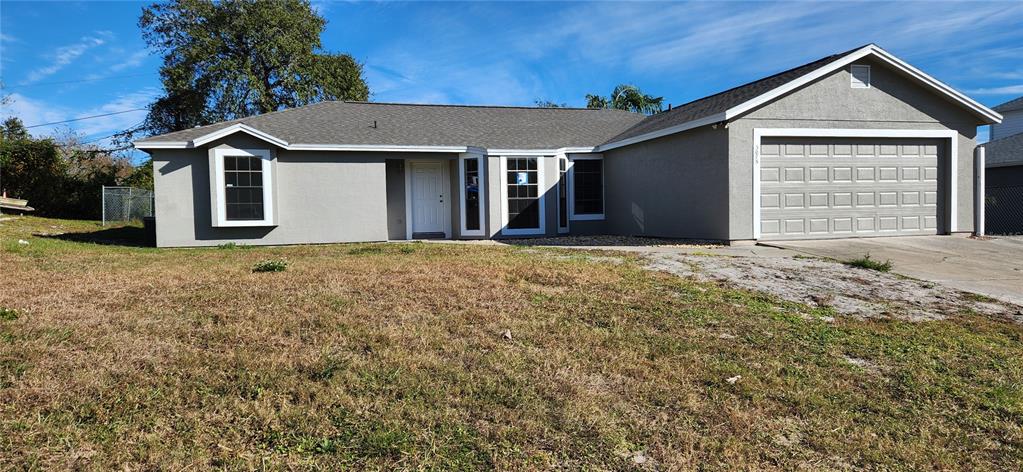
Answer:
[135,44,1002,247]
[983,97,1023,234]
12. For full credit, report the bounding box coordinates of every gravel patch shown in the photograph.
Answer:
[645,252,1023,322]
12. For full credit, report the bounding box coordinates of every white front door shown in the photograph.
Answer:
[410,161,447,236]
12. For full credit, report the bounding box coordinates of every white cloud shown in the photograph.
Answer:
[22,34,109,84]
[967,85,1023,95]
[110,50,150,73]
[1,89,157,145]
[0,33,16,43]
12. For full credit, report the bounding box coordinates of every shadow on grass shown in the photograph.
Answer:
[40,225,151,248]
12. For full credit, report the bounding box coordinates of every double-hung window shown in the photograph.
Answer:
[569,156,604,220]
[501,156,545,235]
[212,148,275,227]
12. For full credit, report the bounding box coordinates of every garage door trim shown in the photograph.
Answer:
[752,128,958,240]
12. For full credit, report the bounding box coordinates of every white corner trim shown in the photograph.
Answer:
[567,154,605,221]
[751,128,959,240]
[557,154,570,233]
[500,155,546,236]
[404,161,413,240]
[458,152,486,237]
[212,148,275,227]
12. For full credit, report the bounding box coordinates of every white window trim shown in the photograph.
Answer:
[851,64,871,89]
[568,155,605,221]
[557,154,570,234]
[458,152,486,237]
[500,155,546,236]
[212,148,275,227]
[751,128,958,240]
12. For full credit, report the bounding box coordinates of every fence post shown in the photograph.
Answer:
[101,185,107,226]
[975,146,985,236]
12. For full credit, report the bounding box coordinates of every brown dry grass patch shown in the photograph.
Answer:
[1,217,1021,470]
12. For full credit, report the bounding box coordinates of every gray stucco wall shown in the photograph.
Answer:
[726,57,981,240]
[152,133,457,247]
[602,125,730,239]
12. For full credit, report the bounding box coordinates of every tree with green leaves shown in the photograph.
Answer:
[534,99,566,108]
[137,0,370,136]
[585,84,663,114]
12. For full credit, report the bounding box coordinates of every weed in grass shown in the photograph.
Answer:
[217,242,250,250]
[348,246,384,255]
[844,253,893,272]
[399,246,415,254]
[252,258,288,272]
[964,292,998,303]
[0,307,19,321]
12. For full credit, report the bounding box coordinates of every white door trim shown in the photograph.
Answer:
[500,155,546,236]
[751,128,958,240]
[458,152,486,237]
[404,159,451,240]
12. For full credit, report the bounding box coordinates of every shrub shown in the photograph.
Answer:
[844,253,892,272]
[253,259,288,273]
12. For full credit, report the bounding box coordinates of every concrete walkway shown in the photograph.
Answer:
[764,235,1023,305]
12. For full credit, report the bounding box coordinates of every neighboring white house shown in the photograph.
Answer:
[984,97,1023,234]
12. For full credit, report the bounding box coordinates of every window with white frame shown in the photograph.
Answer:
[505,157,541,230]
[570,157,604,220]
[212,148,275,227]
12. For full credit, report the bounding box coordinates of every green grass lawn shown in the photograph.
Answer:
[1,216,1021,469]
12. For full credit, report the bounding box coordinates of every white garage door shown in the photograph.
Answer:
[759,138,942,240]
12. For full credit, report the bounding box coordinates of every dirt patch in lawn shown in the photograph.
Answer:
[645,252,1023,322]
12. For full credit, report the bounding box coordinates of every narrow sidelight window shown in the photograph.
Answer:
[572,159,603,215]
[464,157,481,231]
[224,155,265,220]
[558,157,568,231]
[506,157,540,229]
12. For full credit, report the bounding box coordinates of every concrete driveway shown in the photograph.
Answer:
[764,236,1023,305]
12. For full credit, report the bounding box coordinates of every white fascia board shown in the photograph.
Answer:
[133,141,191,149]
[288,144,468,153]
[595,113,726,152]
[486,147,596,156]
[725,45,1002,124]
[192,123,291,148]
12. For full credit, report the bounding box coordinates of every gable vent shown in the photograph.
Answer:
[851,64,871,88]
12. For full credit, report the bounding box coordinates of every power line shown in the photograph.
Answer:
[25,108,148,129]
[2,72,159,90]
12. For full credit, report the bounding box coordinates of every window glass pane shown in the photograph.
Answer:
[507,158,540,230]
[573,159,603,215]
[224,155,265,221]
[464,158,481,231]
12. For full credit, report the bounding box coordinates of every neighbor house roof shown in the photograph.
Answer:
[134,101,646,151]
[993,96,1023,114]
[983,132,1023,168]
[136,44,1001,153]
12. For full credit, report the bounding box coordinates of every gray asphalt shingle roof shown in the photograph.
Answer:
[136,101,646,149]
[984,132,1023,167]
[601,45,866,144]
[993,96,1023,113]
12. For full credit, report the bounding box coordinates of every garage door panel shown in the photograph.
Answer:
[760,137,941,240]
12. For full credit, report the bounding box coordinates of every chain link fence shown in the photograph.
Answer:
[986,186,1023,235]
[102,186,154,226]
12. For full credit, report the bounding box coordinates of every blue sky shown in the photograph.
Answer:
[2,1,1023,163]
